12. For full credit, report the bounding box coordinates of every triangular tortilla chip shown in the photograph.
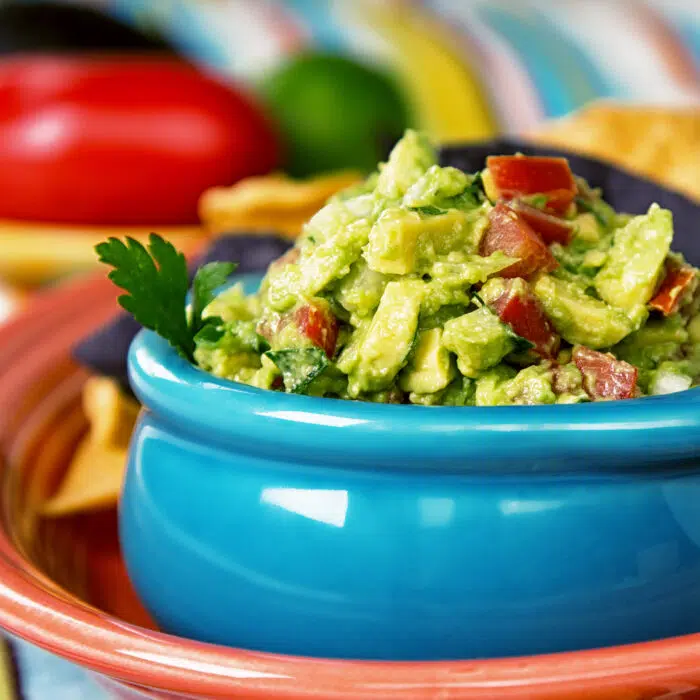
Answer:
[42,378,140,517]
[529,102,700,202]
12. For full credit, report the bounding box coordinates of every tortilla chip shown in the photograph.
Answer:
[529,103,700,202]
[199,170,362,239]
[42,377,140,517]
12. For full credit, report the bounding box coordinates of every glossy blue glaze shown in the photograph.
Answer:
[122,274,700,660]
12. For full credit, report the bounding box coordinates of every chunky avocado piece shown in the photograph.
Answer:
[403,165,472,208]
[268,219,371,310]
[613,314,688,370]
[442,307,515,378]
[365,207,484,275]
[336,319,370,375]
[474,364,558,406]
[421,252,516,317]
[334,258,392,322]
[552,363,589,404]
[573,212,602,244]
[431,252,517,288]
[474,365,517,405]
[399,328,456,394]
[649,362,693,396]
[194,319,266,381]
[376,129,436,198]
[203,282,259,322]
[595,204,673,311]
[348,279,424,395]
[534,274,636,349]
[409,375,475,406]
[304,197,365,245]
[480,167,498,203]
[505,365,557,405]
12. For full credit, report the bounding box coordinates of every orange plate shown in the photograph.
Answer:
[3,274,700,699]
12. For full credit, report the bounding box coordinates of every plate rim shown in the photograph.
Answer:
[2,275,700,698]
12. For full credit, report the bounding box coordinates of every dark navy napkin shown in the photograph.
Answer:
[74,143,700,390]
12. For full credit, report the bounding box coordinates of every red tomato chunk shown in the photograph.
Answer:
[481,202,558,279]
[573,346,638,400]
[649,263,696,315]
[490,280,560,358]
[486,155,576,214]
[293,303,339,358]
[257,301,339,358]
[507,201,573,245]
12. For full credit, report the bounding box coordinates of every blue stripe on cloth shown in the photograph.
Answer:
[672,15,700,69]
[111,0,230,69]
[478,5,616,117]
[8,635,108,700]
[282,0,348,52]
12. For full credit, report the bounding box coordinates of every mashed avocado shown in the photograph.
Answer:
[194,130,700,405]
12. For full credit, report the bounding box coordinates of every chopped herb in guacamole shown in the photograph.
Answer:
[99,130,700,405]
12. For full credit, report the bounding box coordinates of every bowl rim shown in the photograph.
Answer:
[5,266,700,699]
[128,275,700,474]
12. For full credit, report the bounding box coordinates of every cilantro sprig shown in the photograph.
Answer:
[96,234,236,362]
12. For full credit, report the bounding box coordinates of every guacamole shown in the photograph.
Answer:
[194,130,700,405]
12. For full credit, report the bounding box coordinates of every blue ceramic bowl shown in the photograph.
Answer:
[122,274,700,661]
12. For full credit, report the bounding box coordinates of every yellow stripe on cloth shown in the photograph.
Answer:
[0,637,19,700]
[364,3,497,143]
[0,220,204,287]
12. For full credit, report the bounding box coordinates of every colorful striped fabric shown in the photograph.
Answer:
[3,1,699,697]
[108,0,699,140]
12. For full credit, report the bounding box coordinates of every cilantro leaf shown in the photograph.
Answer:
[447,173,484,210]
[193,316,226,345]
[265,347,329,393]
[96,234,193,360]
[507,329,535,353]
[96,234,236,363]
[190,261,238,336]
[411,205,444,216]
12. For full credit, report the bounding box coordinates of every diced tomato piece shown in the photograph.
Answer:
[490,280,560,358]
[649,263,696,315]
[294,302,339,358]
[481,202,558,279]
[572,346,638,400]
[486,155,576,214]
[271,376,284,390]
[507,200,573,245]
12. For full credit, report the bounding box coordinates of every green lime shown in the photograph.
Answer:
[262,52,412,177]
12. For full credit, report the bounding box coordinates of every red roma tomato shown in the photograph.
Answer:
[481,202,557,279]
[507,200,573,245]
[649,263,696,315]
[0,56,280,225]
[490,280,560,358]
[486,155,576,214]
[572,346,638,400]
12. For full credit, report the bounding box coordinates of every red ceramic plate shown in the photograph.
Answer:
[2,275,700,700]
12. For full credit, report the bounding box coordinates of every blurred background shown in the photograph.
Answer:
[0,0,698,327]
[0,1,697,698]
